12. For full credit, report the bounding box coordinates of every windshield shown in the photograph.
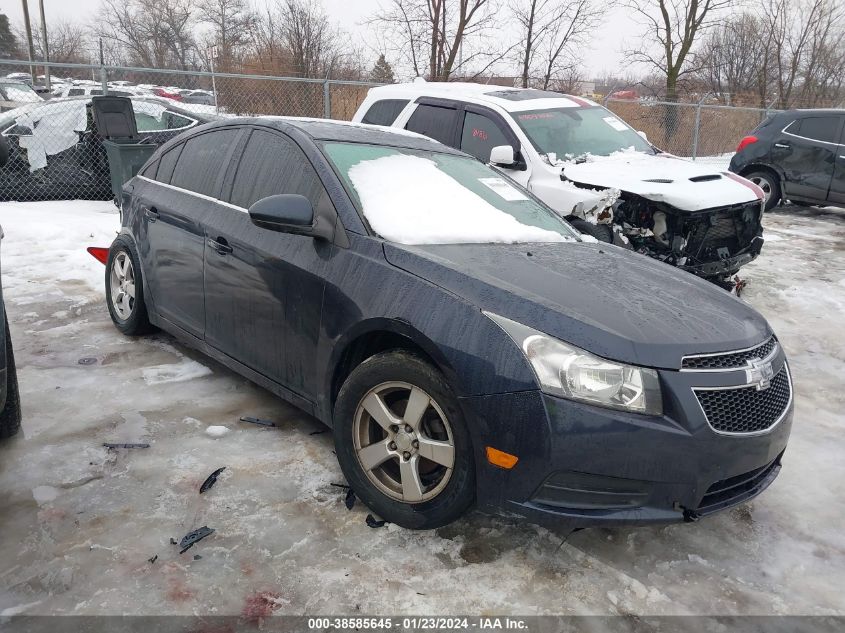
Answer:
[0,83,41,103]
[514,106,653,159]
[323,142,579,245]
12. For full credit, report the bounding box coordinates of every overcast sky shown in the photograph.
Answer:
[3,0,635,78]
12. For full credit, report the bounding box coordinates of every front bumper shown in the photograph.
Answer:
[680,235,764,279]
[461,373,792,529]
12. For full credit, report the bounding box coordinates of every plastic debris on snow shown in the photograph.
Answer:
[239,416,277,427]
[365,514,387,529]
[345,488,356,510]
[199,467,226,494]
[103,442,150,449]
[177,526,215,554]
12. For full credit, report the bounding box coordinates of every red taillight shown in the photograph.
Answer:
[736,135,758,153]
[87,247,109,265]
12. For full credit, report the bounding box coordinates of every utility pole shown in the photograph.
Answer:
[20,0,37,85]
[38,0,50,90]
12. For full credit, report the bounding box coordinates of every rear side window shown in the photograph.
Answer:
[155,145,183,184]
[361,99,409,126]
[171,129,240,197]
[460,111,512,162]
[139,159,158,180]
[228,129,327,209]
[789,116,842,144]
[405,104,458,146]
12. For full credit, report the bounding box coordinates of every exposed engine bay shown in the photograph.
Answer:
[565,180,765,292]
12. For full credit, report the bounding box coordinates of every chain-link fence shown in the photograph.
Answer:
[604,97,777,161]
[2,57,786,202]
[0,59,379,202]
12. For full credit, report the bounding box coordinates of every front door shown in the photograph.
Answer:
[203,127,331,399]
[776,114,844,202]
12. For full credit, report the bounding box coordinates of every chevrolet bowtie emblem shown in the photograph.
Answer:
[746,357,775,390]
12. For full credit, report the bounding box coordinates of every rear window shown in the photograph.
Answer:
[405,104,458,146]
[154,145,183,184]
[171,129,240,197]
[361,99,409,126]
[789,116,842,144]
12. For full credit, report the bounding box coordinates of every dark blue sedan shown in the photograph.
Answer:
[101,118,793,530]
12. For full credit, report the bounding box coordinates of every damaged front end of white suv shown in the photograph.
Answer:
[538,151,766,290]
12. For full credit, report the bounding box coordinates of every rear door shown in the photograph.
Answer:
[776,114,844,202]
[404,100,461,147]
[138,127,243,338]
[203,127,332,399]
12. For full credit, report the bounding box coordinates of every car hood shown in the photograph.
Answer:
[384,241,770,370]
[562,152,762,211]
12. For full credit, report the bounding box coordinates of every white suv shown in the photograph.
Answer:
[352,82,765,285]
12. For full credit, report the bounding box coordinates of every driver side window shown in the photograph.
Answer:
[460,111,512,162]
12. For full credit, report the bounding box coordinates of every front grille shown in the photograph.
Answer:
[683,201,759,256]
[697,456,781,514]
[694,366,791,434]
[682,336,777,370]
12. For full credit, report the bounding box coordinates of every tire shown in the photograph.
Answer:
[333,351,475,529]
[0,314,22,440]
[106,236,154,336]
[745,170,781,212]
[568,217,614,243]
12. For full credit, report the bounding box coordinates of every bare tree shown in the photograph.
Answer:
[370,0,506,80]
[625,0,733,101]
[510,0,600,89]
[96,0,197,69]
[197,0,256,70]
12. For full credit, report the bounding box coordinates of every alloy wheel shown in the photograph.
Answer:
[352,381,455,503]
[110,252,136,321]
[748,175,772,203]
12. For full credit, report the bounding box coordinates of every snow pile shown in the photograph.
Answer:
[0,200,119,304]
[346,154,569,245]
[205,425,230,438]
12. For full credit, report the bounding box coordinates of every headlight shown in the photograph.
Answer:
[485,312,662,415]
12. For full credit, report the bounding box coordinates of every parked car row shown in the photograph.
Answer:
[90,96,794,531]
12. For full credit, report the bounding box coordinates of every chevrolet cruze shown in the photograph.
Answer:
[102,117,793,530]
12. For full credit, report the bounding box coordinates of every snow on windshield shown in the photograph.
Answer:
[346,153,571,245]
[1,84,41,103]
[15,100,88,171]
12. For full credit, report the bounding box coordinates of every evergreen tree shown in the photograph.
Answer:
[0,14,18,59]
[370,54,395,84]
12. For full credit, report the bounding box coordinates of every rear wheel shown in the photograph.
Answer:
[745,170,781,211]
[106,237,153,336]
[0,314,22,440]
[568,217,614,243]
[333,351,475,529]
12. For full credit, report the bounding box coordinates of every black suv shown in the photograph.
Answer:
[730,109,845,211]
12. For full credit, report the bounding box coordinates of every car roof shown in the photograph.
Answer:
[782,108,845,116]
[198,116,465,154]
[364,81,596,112]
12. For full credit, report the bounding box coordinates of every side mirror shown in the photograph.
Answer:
[490,145,515,166]
[248,194,334,241]
[637,130,648,142]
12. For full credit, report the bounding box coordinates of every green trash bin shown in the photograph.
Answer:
[102,139,157,201]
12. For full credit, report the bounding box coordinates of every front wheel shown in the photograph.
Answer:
[745,170,781,212]
[333,351,475,529]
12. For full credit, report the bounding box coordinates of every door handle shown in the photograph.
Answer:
[774,142,790,149]
[144,207,159,222]
[207,237,233,255]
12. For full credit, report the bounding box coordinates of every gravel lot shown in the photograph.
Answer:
[0,200,843,617]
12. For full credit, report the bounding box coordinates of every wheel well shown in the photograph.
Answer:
[330,331,437,410]
[740,164,780,182]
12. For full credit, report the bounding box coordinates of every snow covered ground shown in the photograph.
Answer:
[0,199,844,616]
